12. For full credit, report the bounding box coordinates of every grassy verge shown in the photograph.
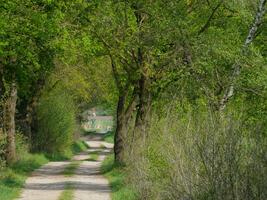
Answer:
[45,140,89,161]
[101,154,137,200]
[0,139,88,200]
[58,183,74,200]
[86,150,100,161]
[0,153,49,200]
[62,161,81,177]
[103,131,114,144]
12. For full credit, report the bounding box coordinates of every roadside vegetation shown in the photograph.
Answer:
[101,155,137,200]
[0,153,48,200]
[0,136,87,200]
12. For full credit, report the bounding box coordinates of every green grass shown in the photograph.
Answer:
[58,183,74,200]
[0,153,49,200]
[86,151,100,161]
[101,154,137,200]
[71,140,89,154]
[47,140,89,161]
[62,161,81,177]
[44,140,89,161]
[103,131,114,144]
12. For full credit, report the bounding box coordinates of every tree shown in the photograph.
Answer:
[0,0,72,163]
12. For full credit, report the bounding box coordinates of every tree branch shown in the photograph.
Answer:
[198,0,224,35]
[110,55,122,92]
[219,0,266,111]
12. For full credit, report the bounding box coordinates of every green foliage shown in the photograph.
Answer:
[36,90,76,157]
[0,0,63,93]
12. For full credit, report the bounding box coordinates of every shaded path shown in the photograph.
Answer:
[17,134,113,200]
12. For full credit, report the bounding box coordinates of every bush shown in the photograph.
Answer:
[35,90,76,157]
[127,109,267,200]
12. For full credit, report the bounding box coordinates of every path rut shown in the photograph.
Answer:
[17,135,113,200]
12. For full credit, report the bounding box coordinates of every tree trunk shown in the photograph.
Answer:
[25,77,45,145]
[0,63,5,131]
[3,80,17,165]
[110,55,138,164]
[134,74,152,141]
[114,95,127,164]
[25,95,39,145]
[0,63,5,160]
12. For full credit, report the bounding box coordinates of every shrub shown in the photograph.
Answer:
[127,109,267,200]
[35,90,76,157]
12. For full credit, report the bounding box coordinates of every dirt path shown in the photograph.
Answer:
[17,135,113,200]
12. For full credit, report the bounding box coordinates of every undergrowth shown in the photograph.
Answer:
[101,154,137,200]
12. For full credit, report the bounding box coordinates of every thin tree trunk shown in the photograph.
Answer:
[219,0,266,111]
[4,80,17,165]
